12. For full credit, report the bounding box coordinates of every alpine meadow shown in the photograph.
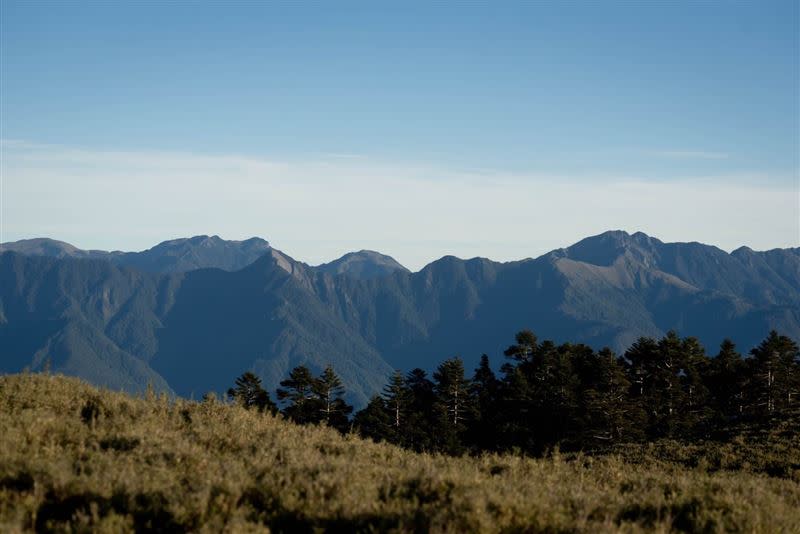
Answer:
[1,1,798,533]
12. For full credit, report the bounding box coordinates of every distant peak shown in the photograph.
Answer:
[317,249,408,280]
[599,229,631,238]
[154,235,270,248]
[341,250,390,259]
[0,237,96,259]
[242,237,269,245]
[558,230,661,267]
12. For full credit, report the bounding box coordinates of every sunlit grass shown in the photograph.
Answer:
[1,373,798,532]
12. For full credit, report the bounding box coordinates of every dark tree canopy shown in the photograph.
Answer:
[234,329,799,456]
[277,364,353,432]
[227,372,277,414]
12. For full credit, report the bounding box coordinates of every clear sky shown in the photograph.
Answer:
[1,1,798,270]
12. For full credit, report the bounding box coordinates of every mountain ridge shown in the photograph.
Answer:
[2,230,798,407]
[5,230,797,274]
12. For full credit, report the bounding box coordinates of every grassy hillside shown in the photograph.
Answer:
[1,374,799,533]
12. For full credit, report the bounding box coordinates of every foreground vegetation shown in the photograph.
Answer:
[2,374,799,532]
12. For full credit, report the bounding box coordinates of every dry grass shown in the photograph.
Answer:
[1,373,799,533]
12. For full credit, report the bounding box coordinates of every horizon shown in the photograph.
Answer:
[2,1,798,270]
[2,227,796,273]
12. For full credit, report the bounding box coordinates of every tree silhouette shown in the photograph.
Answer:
[433,358,472,454]
[349,329,799,455]
[707,339,746,425]
[749,331,800,419]
[403,368,437,451]
[312,365,353,432]
[277,365,317,423]
[353,395,391,442]
[467,355,499,451]
[582,348,643,444]
[382,370,410,442]
[227,372,277,414]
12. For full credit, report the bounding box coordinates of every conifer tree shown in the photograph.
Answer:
[403,368,437,451]
[433,357,472,454]
[626,334,683,439]
[227,371,277,414]
[626,337,659,401]
[678,336,712,438]
[467,355,499,450]
[276,365,317,424]
[353,395,391,442]
[582,348,643,444]
[382,370,410,442]
[497,333,537,451]
[707,339,746,423]
[748,331,800,419]
[528,341,580,447]
[504,330,538,363]
[312,365,353,431]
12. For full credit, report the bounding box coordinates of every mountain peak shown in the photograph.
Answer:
[128,235,272,272]
[317,250,409,280]
[1,237,82,257]
[556,230,661,267]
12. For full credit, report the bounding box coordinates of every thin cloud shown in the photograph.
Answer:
[320,153,368,160]
[1,140,796,270]
[648,150,730,160]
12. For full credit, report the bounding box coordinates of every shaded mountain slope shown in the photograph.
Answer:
[1,231,798,405]
[0,251,393,405]
[150,252,393,404]
[0,253,171,393]
[309,232,800,371]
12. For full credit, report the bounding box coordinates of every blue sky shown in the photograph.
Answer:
[1,2,798,269]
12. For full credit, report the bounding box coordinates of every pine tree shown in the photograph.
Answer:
[312,365,353,432]
[626,332,712,439]
[626,335,679,439]
[433,358,472,454]
[654,331,685,437]
[677,336,712,438]
[353,396,391,442]
[497,333,537,452]
[707,339,746,424]
[529,341,580,447]
[403,368,437,452]
[227,371,277,414]
[504,330,538,363]
[582,348,643,444]
[276,365,317,424]
[381,370,409,443]
[748,331,800,419]
[467,355,499,450]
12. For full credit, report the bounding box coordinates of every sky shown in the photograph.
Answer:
[1,1,798,270]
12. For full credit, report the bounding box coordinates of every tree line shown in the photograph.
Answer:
[227,330,800,455]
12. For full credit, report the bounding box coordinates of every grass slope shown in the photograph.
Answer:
[1,373,799,533]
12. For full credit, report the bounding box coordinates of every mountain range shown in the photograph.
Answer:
[2,231,798,406]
